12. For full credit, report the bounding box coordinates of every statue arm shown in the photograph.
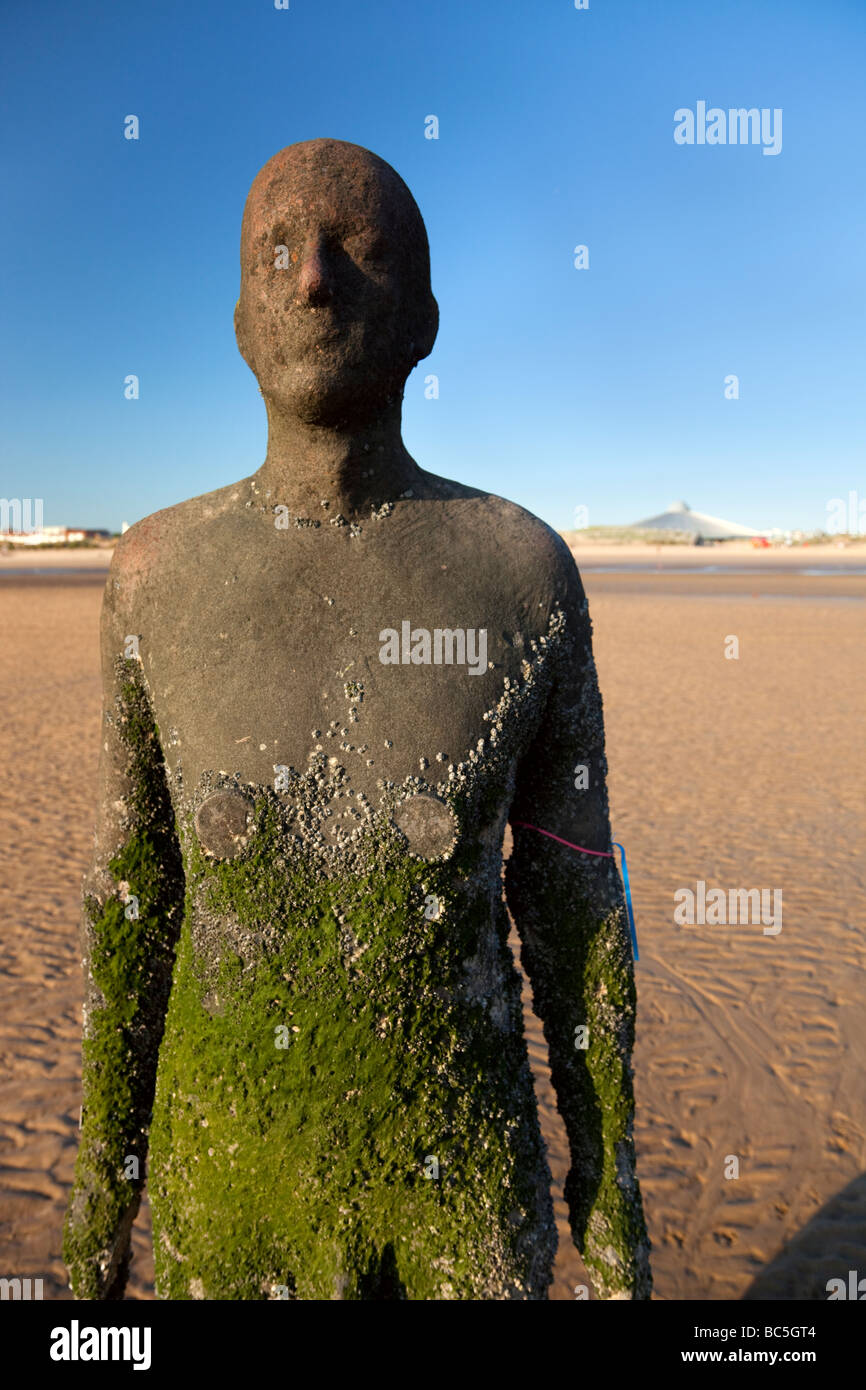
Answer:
[504,555,652,1299]
[63,557,185,1299]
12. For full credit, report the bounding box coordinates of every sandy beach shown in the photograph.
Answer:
[1,543,864,1300]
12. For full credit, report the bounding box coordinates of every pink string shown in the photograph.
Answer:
[511,822,614,857]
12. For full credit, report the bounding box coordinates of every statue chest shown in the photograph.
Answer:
[141,556,552,809]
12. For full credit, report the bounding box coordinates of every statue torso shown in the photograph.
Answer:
[112,471,574,1298]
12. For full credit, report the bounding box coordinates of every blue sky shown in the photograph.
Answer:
[2,0,864,534]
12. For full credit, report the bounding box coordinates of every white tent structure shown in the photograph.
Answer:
[631,500,759,540]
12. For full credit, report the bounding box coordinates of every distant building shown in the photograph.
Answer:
[1,525,84,546]
[631,500,759,540]
[0,526,110,546]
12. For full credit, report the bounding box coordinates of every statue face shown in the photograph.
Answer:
[235,140,438,426]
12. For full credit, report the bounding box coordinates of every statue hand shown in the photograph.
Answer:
[63,1180,139,1301]
[567,1168,652,1301]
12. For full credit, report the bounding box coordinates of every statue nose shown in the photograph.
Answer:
[298,237,333,306]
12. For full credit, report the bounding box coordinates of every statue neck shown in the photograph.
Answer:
[256,397,422,518]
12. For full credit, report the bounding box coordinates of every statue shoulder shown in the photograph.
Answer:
[451,483,582,598]
[103,477,251,621]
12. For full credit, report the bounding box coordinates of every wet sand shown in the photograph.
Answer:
[1,557,864,1300]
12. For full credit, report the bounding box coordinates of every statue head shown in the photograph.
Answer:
[234,138,439,427]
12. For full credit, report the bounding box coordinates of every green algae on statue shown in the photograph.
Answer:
[63,138,651,1300]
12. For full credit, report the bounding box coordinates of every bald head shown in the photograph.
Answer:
[235,139,438,427]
